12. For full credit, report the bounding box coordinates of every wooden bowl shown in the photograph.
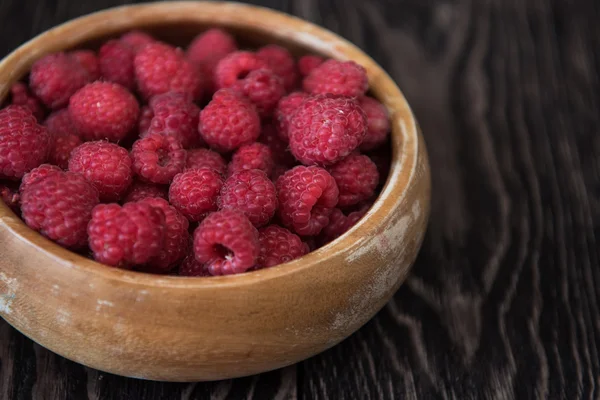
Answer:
[0,2,430,382]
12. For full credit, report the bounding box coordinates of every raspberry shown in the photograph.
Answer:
[303,60,368,98]
[142,92,201,149]
[257,225,308,268]
[193,209,259,276]
[138,197,189,271]
[274,92,308,141]
[169,168,223,221]
[320,205,369,244]
[134,42,202,100]
[288,95,367,166]
[199,89,260,152]
[233,69,285,118]
[187,29,237,93]
[256,45,299,91]
[228,143,274,177]
[258,122,296,167]
[69,82,139,142]
[70,50,100,81]
[99,40,136,90]
[120,30,155,52]
[298,55,324,77]
[21,170,99,248]
[20,164,62,193]
[218,169,277,227]
[179,252,211,277]
[214,51,267,90]
[48,130,82,169]
[0,183,20,212]
[276,165,339,236]
[358,96,390,151]
[68,141,132,201]
[0,105,50,180]
[138,106,153,135]
[10,82,45,121]
[44,109,78,138]
[328,153,378,207]
[185,148,226,175]
[29,52,90,109]
[123,180,168,203]
[131,133,186,184]
[88,202,165,267]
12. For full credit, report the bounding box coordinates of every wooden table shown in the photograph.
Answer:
[1,0,599,398]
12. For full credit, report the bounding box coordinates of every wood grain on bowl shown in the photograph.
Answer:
[0,2,430,381]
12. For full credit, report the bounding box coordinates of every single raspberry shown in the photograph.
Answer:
[358,96,390,151]
[258,122,296,167]
[257,225,308,269]
[256,45,299,91]
[185,148,226,175]
[69,82,139,142]
[123,180,168,203]
[99,40,136,90]
[142,92,201,149]
[134,42,202,100]
[320,206,369,244]
[70,50,100,81]
[274,92,308,141]
[303,60,368,98]
[21,170,99,248]
[179,252,211,277]
[298,55,324,77]
[367,150,391,185]
[120,30,155,52]
[193,209,259,276]
[48,130,82,169]
[88,202,166,267]
[218,169,277,227]
[228,143,274,177]
[276,165,339,236]
[169,168,223,221]
[233,69,285,118]
[68,141,133,201]
[137,197,189,272]
[328,153,379,207]
[44,109,78,138]
[0,183,20,212]
[10,82,45,121]
[199,88,260,152]
[0,105,50,180]
[288,95,367,166]
[214,51,267,90]
[29,52,90,109]
[20,164,62,193]
[138,106,153,135]
[131,133,186,184]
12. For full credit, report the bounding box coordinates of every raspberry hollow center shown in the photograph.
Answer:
[214,243,234,261]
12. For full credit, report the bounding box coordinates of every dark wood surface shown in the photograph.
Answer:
[1,0,599,398]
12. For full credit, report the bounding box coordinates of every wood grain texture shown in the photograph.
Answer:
[0,0,598,398]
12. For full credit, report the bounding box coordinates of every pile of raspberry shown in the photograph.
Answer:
[0,28,392,276]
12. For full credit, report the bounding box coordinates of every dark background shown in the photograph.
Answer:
[2,0,600,399]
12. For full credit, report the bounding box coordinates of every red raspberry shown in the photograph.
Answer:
[288,95,367,166]
[138,106,153,135]
[99,40,136,90]
[328,153,379,207]
[10,82,45,121]
[199,89,260,152]
[0,183,20,212]
[233,69,285,118]
[228,143,274,177]
[193,209,259,276]
[187,29,237,94]
[70,50,100,81]
[169,168,223,222]
[137,197,189,272]
[367,150,391,185]
[0,105,50,180]
[88,202,166,267]
[256,45,299,91]
[29,52,90,109]
[218,169,277,227]
[298,55,324,77]
[214,51,267,90]
[120,30,155,52]
[179,252,211,277]
[320,205,369,244]
[123,180,168,203]
[69,82,139,142]
[134,42,202,100]
[68,141,132,201]
[274,92,308,141]
[185,148,226,175]
[48,130,82,169]
[20,164,62,193]
[44,109,78,138]
[131,133,186,184]
[358,96,390,151]
[303,60,368,98]
[258,122,296,167]
[257,225,308,268]
[21,170,99,249]
[276,165,339,236]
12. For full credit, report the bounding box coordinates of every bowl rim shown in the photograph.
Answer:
[0,1,420,289]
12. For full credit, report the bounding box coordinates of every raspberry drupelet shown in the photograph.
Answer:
[169,168,224,222]
[131,133,186,184]
[328,153,379,207]
[257,225,308,269]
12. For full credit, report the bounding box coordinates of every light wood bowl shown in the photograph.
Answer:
[0,2,430,382]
